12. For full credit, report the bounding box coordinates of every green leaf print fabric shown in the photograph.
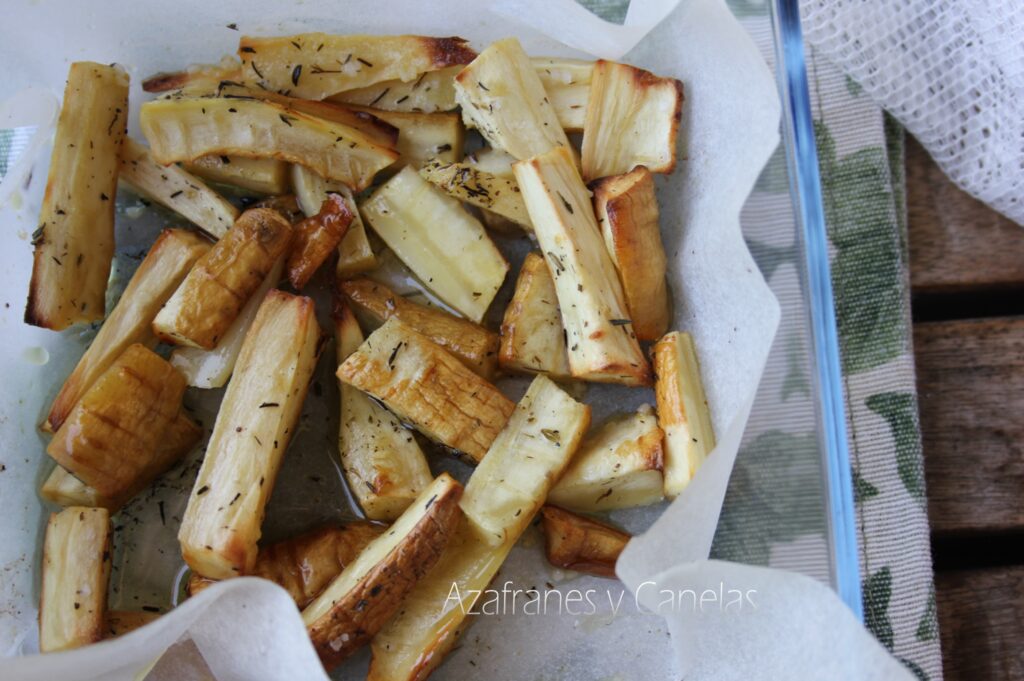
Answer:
[577,0,940,678]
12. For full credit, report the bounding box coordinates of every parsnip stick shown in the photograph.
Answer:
[498,251,571,378]
[26,62,128,330]
[47,344,187,500]
[337,318,514,463]
[514,146,652,385]
[178,291,321,579]
[334,299,433,521]
[119,137,238,238]
[39,507,111,652]
[654,331,715,498]
[238,34,476,99]
[153,207,293,349]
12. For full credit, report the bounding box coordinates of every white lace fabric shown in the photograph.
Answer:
[801,0,1024,226]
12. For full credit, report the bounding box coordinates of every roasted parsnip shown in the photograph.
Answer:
[540,505,629,578]
[461,375,590,545]
[341,278,499,380]
[290,165,377,278]
[169,258,284,389]
[369,376,587,679]
[499,251,571,378]
[360,166,508,322]
[39,507,111,652]
[337,319,514,463]
[183,155,291,195]
[119,137,238,238]
[654,332,715,498]
[368,519,511,681]
[591,166,670,340]
[152,207,293,349]
[419,159,531,229]
[514,146,652,385]
[26,62,128,330]
[532,57,593,132]
[179,291,321,579]
[454,38,571,160]
[328,66,461,113]
[187,523,385,608]
[104,610,161,639]
[47,344,187,500]
[139,97,398,191]
[346,106,463,168]
[335,299,433,521]
[45,229,209,432]
[548,405,664,511]
[141,58,242,95]
[581,60,684,181]
[287,193,354,289]
[238,34,476,99]
[302,474,463,669]
[42,411,202,511]
[214,83,400,149]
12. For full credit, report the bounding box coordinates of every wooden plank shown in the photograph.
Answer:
[907,135,1024,293]
[936,567,1024,681]
[914,317,1024,534]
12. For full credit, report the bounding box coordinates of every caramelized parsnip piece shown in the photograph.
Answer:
[287,193,353,289]
[153,207,293,349]
[39,507,111,652]
[335,299,433,521]
[169,258,285,389]
[453,38,570,160]
[514,146,652,386]
[179,291,321,579]
[41,411,202,511]
[341,278,499,380]
[460,375,590,546]
[337,319,514,462]
[289,165,377,279]
[591,166,670,341]
[540,505,630,578]
[46,345,187,500]
[303,475,463,669]
[142,58,242,95]
[140,97,398,191]
[45,229,209,432]
[654,331,715,497]
[548,405,664,512]
[499,252,571,378]
[581,60,683,181]
[26,62,128,330]
[213,83,399,149]
[360,166,508,323]
[187,523,385,608]
[238,34,475,100]
[119,137,238,238]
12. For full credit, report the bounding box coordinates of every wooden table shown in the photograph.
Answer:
[907,135,1024,680]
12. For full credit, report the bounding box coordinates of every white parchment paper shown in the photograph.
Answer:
[0,0,913,679]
